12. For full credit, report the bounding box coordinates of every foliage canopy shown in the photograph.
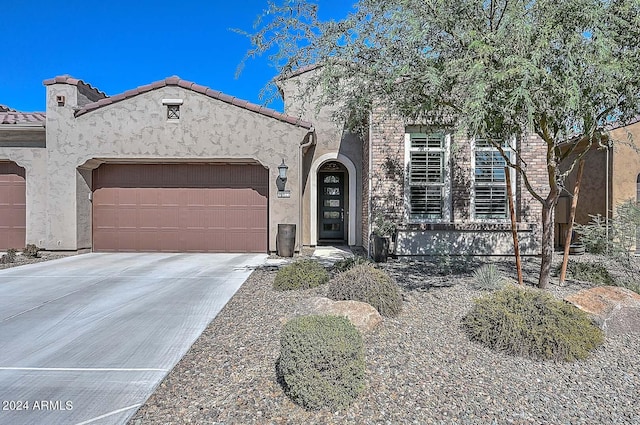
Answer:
[241,0,640,288]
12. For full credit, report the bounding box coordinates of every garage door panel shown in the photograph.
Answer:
[226,208,267,229]
[158,207,180,229]
[4,212,26,227]
[179,230,209,252]
[138,189,160,206]
[93,164,268,252]
[185,189,207,207]
[159,189,181,207]
[115,208,140,230]
[182,208,213,229]
[93,207,117,229]
[228,188,257,206]
[211,189,228,207]
[117,230,143,252]
[0,163,26,250]
[117,189,139,206]
[227,230,267,252]
[4,186,23,205]
[93,190,117,207]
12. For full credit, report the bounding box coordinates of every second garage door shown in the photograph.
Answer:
[93,163,268,252]
[0,162,26,250]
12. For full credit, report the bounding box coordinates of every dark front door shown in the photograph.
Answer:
[319,172,345,240]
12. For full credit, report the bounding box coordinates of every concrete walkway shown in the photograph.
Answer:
[264,245,354,268]
[311,245,354,266]
[0,253,266,425]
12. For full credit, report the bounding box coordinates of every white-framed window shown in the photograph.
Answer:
[472,137,515,220]
[167,104,180,120]
[404,128,451,222]
[162,98,183,121]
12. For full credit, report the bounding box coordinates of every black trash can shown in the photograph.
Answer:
[277,224,296,257]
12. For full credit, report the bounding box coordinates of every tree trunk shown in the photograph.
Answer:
[538,200,556,289]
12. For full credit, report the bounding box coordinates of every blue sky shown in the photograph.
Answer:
[1,0,352,113]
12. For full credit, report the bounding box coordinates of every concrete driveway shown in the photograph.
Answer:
[0,252,266,425]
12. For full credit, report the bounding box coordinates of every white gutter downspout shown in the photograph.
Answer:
[300,128,316,252]
[368,112,374,257]
[606,142,610,245]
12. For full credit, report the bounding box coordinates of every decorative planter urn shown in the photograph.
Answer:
[371,235,389,263]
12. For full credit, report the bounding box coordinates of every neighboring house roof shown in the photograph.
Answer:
[0,104,16,112]
[0,110,46,125]
[277,64,321,81]
[44,75,313,129]
[606,115,640,131]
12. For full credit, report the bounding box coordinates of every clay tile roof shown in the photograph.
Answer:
[0,104,16,112]
[0,111,46,125]
[43,75,107,100]
[73,76,312,129]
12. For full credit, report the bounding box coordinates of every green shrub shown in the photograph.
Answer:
[22,244,40,258]
[0,248,18,264]
[462,286,604,362]
[327,264,402,317]
[332,255,371,273]
[574,214,609,254]
[621,281,640,295]
[473,264,505,290]
[278,315,366,410]
[558,261,616,286]
[273,259,330,291]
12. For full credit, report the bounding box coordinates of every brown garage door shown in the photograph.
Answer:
[0,162,26,250]
[92,163,268,252]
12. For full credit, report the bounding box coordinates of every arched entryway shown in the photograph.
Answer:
[310,153,357,246]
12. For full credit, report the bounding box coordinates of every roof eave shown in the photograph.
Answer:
[73,76,314,129]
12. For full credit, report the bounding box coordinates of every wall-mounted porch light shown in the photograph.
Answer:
[278,159,288,180]
[276,159,288,192]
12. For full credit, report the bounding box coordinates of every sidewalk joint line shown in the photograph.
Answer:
[74,403,142,425]
[0,367,168,372]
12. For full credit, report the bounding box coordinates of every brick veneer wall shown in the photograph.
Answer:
[367,107,548,255]
[369,108,405,227]
[518,133,547,224]
[362,128,370,247]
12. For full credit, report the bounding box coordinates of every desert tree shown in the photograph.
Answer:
[239,0,640,288]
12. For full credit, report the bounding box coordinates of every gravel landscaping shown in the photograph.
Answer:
[0,251,73,270]
[130,255,640,425]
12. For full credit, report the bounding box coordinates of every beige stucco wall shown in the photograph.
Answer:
[562,121,640,222]
[278,71,364,246]
[556,121,640,247]
[10,82,310,252]
[611,121,640,208]
[560,148,609,226]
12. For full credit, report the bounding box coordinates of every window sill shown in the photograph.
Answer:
[400,222,535,232]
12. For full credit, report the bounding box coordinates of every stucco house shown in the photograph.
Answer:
[556,118,640,247]
[0,68,547,256]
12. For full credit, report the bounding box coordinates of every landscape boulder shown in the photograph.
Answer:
[287,296,382,333]
[564,286,640,336]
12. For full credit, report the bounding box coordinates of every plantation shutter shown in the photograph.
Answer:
[408,132,446,219]
[474,138,511,219]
